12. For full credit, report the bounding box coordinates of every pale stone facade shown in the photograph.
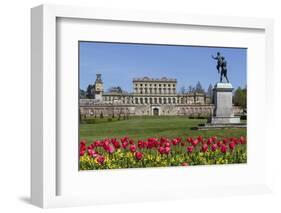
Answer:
[80,75,216,117]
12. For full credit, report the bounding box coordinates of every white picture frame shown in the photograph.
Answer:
[31,4,274,208]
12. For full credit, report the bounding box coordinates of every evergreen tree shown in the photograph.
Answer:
[195,81,204,93]
[86,84,94,98]
[207,84,213,97]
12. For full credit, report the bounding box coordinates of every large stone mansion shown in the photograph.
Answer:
[80,74,219,117]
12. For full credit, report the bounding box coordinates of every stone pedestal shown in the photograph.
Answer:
[208,82,240,124]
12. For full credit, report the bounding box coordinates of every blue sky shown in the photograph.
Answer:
[79,41,246,92]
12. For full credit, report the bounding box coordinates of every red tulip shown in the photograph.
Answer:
[80,139,86,146]
[165,146,171,154]
[108,145,115,154]
[223,138,228,144]
[229,141,235,150]
[191,139,199,146]
[220,144,227,153]
[240,136,246,144]
[165,142,171,147]
[207,138,213,145]
[97,156,105,165]
[129,144,137,152]
[182,162,189,166]
[121,141,129,149]
[135,152,143,160]
[158,147,166,154]
[201,143,208,152]
[113,141,120,149]
[187,145,194,153]
[212,136,217,142]
[87,148,93,156]
[211,143,218,152]
[197,136,203,142]
[79,150,85,156]
[187,137,193,143]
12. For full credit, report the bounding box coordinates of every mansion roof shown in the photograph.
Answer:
[133,77,177,82]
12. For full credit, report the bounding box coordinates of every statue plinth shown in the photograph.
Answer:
[208,82,241,125]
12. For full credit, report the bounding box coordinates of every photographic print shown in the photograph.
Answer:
[79,41,247,170]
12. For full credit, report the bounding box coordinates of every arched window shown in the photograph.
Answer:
[145,98,148,104]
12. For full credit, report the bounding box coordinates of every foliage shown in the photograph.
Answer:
[79,135,247,170]
[86,84,94,98]
[79,89,86,98]
[233,86,247,109]
[195,81,205,93]
[207,84,213,97]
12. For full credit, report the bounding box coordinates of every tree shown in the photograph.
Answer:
[86,84,94,98]
[207,84,213,97]
[188,85,194,93]
[79,89,86,98]
[195,81,204,93]
[233,86,247,109]
[180,86,186,94]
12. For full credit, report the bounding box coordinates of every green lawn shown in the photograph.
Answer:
[80,116,246,144]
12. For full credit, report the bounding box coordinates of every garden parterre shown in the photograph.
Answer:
[80,135,246,170]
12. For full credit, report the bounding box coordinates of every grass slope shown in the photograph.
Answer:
[80,116,246,144]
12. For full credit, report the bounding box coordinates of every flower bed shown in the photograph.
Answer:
[79,136,247,170]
